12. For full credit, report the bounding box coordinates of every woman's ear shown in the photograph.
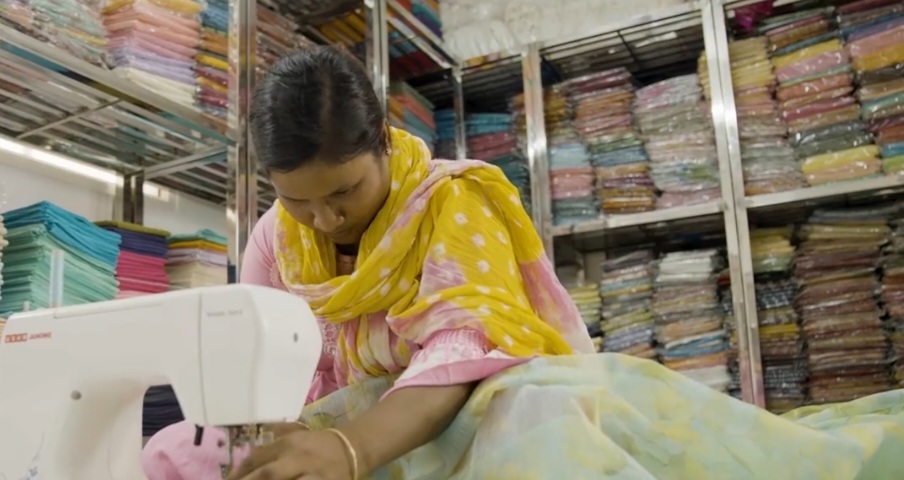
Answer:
[383,122,392,152]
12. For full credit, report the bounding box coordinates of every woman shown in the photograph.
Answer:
[144,46,904,480]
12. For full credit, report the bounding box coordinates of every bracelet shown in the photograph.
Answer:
[325,427,359,480]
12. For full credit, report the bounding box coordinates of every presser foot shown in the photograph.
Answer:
[220,424,275,478]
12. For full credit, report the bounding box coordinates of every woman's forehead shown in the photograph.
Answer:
[270,154,377,200]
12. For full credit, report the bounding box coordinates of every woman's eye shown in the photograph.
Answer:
[334,187,354,197]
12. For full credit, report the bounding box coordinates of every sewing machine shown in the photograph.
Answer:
[0,284,322,479]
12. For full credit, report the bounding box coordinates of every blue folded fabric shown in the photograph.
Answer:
[3,202,121,268]
[168,229,228,246]
[110,231,169,258]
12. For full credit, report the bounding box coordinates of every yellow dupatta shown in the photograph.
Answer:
[274,128,585,383]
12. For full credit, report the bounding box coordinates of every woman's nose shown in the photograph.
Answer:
[312,205,344,233]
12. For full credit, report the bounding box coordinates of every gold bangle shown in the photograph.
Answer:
[324,427,359,480]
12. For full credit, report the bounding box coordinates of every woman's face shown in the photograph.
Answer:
[270,152,391,246]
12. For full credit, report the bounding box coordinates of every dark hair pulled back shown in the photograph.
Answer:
[249,46,387,173]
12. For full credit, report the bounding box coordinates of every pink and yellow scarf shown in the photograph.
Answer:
[274,127,593,384]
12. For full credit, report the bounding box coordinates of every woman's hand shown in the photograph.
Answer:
[226,424,355,480]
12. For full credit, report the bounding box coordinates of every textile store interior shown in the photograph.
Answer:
[0,0,902,450]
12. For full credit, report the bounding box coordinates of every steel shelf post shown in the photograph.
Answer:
[366,0,390,111]
[121,172,145,225]
[227,0,259,281]
[703,0,765,407]
[521,44,554,261]
[451,65,467,160]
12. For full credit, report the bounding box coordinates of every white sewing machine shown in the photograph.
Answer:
[0,284,323,480]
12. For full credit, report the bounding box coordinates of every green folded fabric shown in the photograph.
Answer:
[95,220,170,238]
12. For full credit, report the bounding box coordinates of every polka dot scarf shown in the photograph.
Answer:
[274,128,579,383]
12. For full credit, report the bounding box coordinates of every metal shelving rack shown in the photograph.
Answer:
[507,0,904,407]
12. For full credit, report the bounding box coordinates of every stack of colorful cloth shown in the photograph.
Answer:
[195,0,228,120]
[466,113,514,160]
[166,229,228,289]
[569,284,603,348]
[562,69,655,214]
[255,2,315,77]
[0,213,5,306]
[21,0,109,66]
[103,0,204,108]
[0,0,33,33]
[839,1,904,175]
[885,218,904,387]
[390,81,437,148]
[796,204,896,404]
[751,227,806,413]
[654,249,730,392]
[434,109,458,159]
[556,265,601,350]
[762,7,881,186]
[96,221,170,298]
[599,250,656,360]
[635,74,721,209]
[0,202,120,313]
[702,37,803,195]
[409,0,441,38]
[717,271,740,399]
[541,86,596,225]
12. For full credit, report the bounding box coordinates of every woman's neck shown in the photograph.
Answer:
[336,243,358,256]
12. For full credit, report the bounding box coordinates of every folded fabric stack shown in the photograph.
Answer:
[540,86,596,225]
[389,0,441,76]
[751,227,805,413]
[166,229,228,289]
[570,284,603,347]
[255,2,315,76]
[796,204,896,404]
[390,81,437,148]
[654,249,730,391]
[464,111,530,211]
[635,74,721,209]
[410,0,441,38]
[599,251,656,360]
[764,8,881,186]
[96,221,170,298]
[466,113,514,160]
[885,218,904,387]
[561,69,655,214]
[555,265,601,349]
[0,213,6,306]
[26,0,109,66]
[717,271,740,399]
[702,37,803,195]
[0,202,120,313]
[195,0,228,120]
[103,0,203,108]
[434,109,458,159]
[0,0,33,32]
[839,2,904,174]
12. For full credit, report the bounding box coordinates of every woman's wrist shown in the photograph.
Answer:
[333,383,474,476]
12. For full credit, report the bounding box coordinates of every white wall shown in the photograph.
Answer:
[0,154,228,236]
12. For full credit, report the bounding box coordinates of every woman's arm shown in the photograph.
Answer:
[340,382,474,475]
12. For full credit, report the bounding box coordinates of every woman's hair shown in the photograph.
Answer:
[249,46,387,172]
